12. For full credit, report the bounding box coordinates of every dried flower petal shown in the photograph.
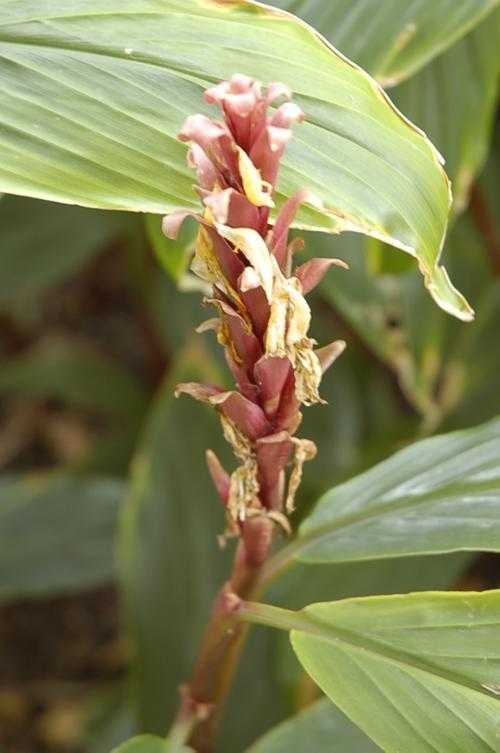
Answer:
[316,340,347,373]
[286,438,317,513]
[166,75,347,540]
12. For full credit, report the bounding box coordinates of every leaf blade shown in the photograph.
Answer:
[0,472,123,601]
[296,415,500,563]
[290,590,500,753]
[246,698,380,753]
[0,0,472,319]
[269,0,500,85]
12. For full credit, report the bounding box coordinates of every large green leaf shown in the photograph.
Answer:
[0,195,126,312]
[0,337,147,418]
[0,337,149,473]
[270,0,499,85]
[392,10,500,213]
[319,211,495,426]
[292,415,500,563]
[0,0,472,319]
[309,9,500,409]
[270,3,500,223]
[0,472,123,601]
[246,698,379,753]
[268,552,470,721]
[285,591,500,753]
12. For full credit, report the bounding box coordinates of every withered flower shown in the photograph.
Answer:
[163,74,346,546]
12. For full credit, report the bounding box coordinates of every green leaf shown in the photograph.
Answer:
[392,10,500,213]
[269,549,470,704]
[0,337,149,473]
[270,0,499,85]
[0,472,123,601]
[318,209,496,428]
[395,213,498,429]
[287,590,500,753]
[295,415,500,563]
[442,137,500,429]
[246,698,380,753]
[112,735,192,753]
[0,0,472,319]
[0,337,148,418]
[144,213,192,284]
[0,195,126,312]
[316,233,401,368]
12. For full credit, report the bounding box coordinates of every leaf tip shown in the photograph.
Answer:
[425,264,475,322]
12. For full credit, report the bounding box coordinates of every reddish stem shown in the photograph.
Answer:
[170,518,274,752]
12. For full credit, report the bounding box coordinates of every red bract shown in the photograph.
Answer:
[164,74,346,543]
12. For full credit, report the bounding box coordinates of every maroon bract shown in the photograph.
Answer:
[164,74,346,542]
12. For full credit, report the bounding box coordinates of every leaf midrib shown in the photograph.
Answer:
[290,608,500,704]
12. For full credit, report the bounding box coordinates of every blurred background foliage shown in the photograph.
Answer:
[0,2,499,752]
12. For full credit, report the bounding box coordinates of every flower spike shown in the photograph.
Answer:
[163,74,346,540]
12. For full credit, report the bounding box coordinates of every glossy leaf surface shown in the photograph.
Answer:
[296,416,500,563]
[290,590,500,753]
[0,0,471,318]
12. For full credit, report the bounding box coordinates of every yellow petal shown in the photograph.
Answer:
[283,277,311,347]
[265,288,288,355]
[237,146,275,208]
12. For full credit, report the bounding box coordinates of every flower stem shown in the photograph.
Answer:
[255,535,303,589]
[169,520,274,752]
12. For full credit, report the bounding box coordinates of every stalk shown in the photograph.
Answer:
[163,74,346,752]
[176,530,268,752]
